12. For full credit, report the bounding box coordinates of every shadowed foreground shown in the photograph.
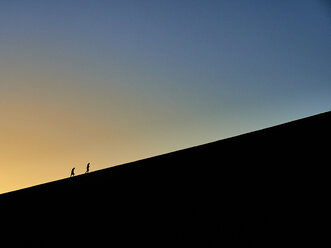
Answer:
[1,111,330,247]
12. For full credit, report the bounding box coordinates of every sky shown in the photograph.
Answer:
[0,0,330,194]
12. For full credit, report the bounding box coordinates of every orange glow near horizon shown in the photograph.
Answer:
[0,67,166,193]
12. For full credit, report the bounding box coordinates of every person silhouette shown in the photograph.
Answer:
[70,167,75,177]
[85,163,90,173]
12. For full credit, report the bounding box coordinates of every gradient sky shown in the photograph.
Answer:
[1,0,330,193]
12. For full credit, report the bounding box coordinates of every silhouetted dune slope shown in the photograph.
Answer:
[1,111,330,247]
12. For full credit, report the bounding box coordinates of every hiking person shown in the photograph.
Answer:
[70,167,75,177]
[85,163,90,173]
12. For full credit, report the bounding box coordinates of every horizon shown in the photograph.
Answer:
[1,0,330,194]
[1,110,329,195]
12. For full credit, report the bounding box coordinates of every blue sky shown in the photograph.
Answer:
[0,0,330,193]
